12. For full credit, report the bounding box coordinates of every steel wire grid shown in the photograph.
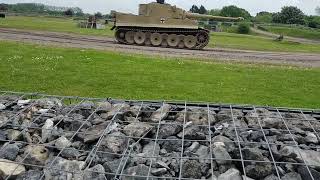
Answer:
[0,91,319,180]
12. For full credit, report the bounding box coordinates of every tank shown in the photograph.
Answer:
[110,1,243,49]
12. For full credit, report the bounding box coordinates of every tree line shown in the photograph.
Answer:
[190,5,320,28]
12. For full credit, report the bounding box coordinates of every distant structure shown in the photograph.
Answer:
[156,0,165,4]
[78,16,105,29]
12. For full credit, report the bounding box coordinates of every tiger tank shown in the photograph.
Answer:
[110,0,243,49]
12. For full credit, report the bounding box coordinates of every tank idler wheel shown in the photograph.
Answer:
[184,35,197,49]
[196,31,209,44]
[134,31,146,45]
[115,29,126,43]
[125,31,135,44]
[167,34,179,47]
[150,33,162,46]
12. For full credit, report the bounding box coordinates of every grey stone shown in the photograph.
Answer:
[104,158,127,174]
[54,136,71,149]
[123,122,153,137]
[264,174,279,180]
[78,121,110,143]
[0,103,5,110]
[123,164,149,180]
[83,164,105,180]
[61,148,81,159]
[99,131,128,154]
[281,172,302,180]
[79,101,95,109]
[0,114,9,128]
[177,126,206,140]
[151,168,167,176]
[23,145,49,166]
[212,145,231,165]
[44,157,85,180]
[242,148,265,161]
[176,108,216,125]
[195,145,210,163]
[186,142,200,153]
[246,108,282,128]
[0,143,19,160]
[106,103,130,119]
[97,101,112,112]
[126,105,141,117]
[212,135,235,153]
[297,166,320,180]
[150,104,171,122]
[155,161,170,169]
[0,130,6,141]
[161,136,182,152]
[0,159,26,178]
[305,132,319,144]
[245,163,273,179]
[217,168,242,180]
[42,119,55,142]
[280,146,320,167]
[143,141,160,156]
[16,170,42,180]
[35,98,62,108]
[181,160,202,179]
[7,129,21,140]
[158,121,182,138]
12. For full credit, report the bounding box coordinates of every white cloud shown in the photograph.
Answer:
[1,0,319,15]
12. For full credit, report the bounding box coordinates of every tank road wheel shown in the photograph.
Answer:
[115,29,126,43]
[150,33,162,46]
[145,32,152,46]
[177,35,185,49]
[167,34,179,47]
[184,35,197,49]
[125,31,135,44]
[134,31,146,45]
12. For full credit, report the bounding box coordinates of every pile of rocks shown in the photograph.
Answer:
[0,94,319,180]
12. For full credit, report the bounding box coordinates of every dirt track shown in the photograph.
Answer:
[0,28,319,67]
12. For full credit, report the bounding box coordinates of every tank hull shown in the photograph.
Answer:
[115,27,210,50]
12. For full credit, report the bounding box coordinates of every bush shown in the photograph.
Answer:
[237,23,250,34]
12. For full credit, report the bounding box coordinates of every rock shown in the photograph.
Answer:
[79,101,95,110]
[186,142,200,153]
[99,131,128,154]
[35,98,62,108]
[42,119,54,142]
[282,172,302,180]
[123,122,153,138]
[297,166,320,180]
[155,161,170,169]
[242,148,265,161]
[212,145,231,165]
[150,104,171,122]
[245,163,273,179]
[0,159,26,178]
[78,121,110,143]
[123,164,149,180]
[280,146,320,167]
[142,141,160,161]
[305,132,318,144]
[106,103,130,119]
[83,164,105,180]
[177,126,206,140]
[176,108,216,125]
[97,101,112,112]
[246,108,282,128]
[181,160,202,179]
[217,168,242,180]
[23,145,49,166]
[161,136,182,152]
[0,143,19,160]
[0,130,6,141]
[17,99,30,106]
[103,158,126,174]
[0,104,5,110]
[61,148,81,159]
[151,168,167,176]
[54,136,71,149]
[212,135,235,153]
[44,157,85,180]
[7,129,21,140]
[158,121,182,139]
[264,174,279,180]
[16,170,42,180]
[195,145,210,163]
[126,105,141,117]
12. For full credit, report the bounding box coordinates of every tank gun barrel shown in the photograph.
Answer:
[186,13,243,21]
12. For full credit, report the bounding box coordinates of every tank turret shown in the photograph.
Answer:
[111,1,243,49]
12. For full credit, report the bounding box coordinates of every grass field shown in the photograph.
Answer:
[1,16,320,53]
[0,41,319,108]
[261,26,320,40]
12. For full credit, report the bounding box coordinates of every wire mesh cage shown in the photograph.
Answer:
[0,91,319,180]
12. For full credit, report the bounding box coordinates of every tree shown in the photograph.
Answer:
[199,5,207,14]
[220,5,251,20]
[316,7,320,15]
[237,23,250,34]
[94,12,103,19]
[207,9,221,16]
[272,6,305,24]
[255,11,272,23]
[64,8,73,16]
[190,5,199,13]
[0,4,8,11]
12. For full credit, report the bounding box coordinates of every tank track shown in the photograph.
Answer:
[115,27,210,50]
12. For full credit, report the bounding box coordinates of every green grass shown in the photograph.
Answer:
[262,26,320,40]
[0,16,114,37]
[0,41,319,108]
[211,32,320,53]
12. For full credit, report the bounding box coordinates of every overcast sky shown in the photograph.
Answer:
[1,0,319,15]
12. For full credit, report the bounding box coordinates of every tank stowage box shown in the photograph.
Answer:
[110,1,243,49]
